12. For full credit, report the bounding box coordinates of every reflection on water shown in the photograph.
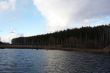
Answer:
[0,49,110,73]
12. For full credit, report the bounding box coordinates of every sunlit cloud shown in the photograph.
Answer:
[33,0,110,32]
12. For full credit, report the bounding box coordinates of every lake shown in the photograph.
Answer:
[0,49,110,73]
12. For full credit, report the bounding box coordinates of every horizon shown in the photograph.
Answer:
[1,24,110,44]
[0,0,110,43]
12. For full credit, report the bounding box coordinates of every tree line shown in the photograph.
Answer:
[12,25,110,49]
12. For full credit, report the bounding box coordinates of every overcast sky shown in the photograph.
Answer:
[0,0,110,43]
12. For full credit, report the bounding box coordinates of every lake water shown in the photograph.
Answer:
[0,49,110,73]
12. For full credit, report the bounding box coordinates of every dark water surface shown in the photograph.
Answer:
[0,49,110,73]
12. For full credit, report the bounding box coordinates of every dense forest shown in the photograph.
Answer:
[12,25,110,49]
[0,41,9,45]
[0,41,4,45]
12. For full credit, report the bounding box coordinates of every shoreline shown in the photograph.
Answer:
[0,45,110,54]
[43,48,110,54]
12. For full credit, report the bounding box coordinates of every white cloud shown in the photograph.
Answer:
[33,0,110,32]
[0,28,22,43]
[0,0,16,12]
[1,33,19,43]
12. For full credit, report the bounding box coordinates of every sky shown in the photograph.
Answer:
[0,0,110,43]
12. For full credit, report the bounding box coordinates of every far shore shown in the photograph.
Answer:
[43,48,110,54]
[0,44,110,54]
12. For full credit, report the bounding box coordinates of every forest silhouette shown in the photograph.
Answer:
[11,24,110,49]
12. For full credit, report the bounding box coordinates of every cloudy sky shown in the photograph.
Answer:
[0,0,110,43]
